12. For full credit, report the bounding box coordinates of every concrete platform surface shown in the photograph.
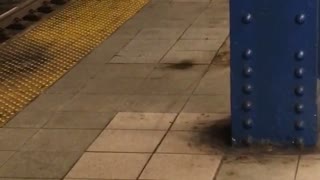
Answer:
[0,0,318,179]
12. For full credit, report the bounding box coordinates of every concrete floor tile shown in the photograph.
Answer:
[157,131,221,154]
[149,64,208,79]
[136,78,198,95]
[88,130,166,153]
[144,19,194,28]
[44,112,115,129]
[172,39,223,51]
[135,28,185,40]
[83,38,132,64]
[183,95,230,113]
[0,151,14,167]
[140,154,222,180]
[66,152,150,179]
[161,50,216,64]
[107,112,176,130]
[109,26,141,40]
[116,39,175,59]
[57,63,103,81]
[122,95,189,113]
[5,111,52,128]
[21,129,100,152]
[95,64,155,79]
[172,113,229,131]
[194,66,230,95]
[80,78,144,94]
[61,94,126,112]
[0,151,82,178]
[24,94,75,112]
[195,77,230,95]
[204,65,230,79]
[44,77,87,94]
[296,155,320,180]
[109,55,162,64]
[182,27,229,40]
[192,17,229,28]
[0,129,38,151]
[45,64,108,94]
[216,155,298,180]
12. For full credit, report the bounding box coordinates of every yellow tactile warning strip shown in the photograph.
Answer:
[0,0,149,126]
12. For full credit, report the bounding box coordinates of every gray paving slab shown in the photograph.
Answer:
[59,63,104,81]
[181,27,229,40]
[24,94,75,112]
[110,55,163,64]
[66,152,150,179]
[60,94,127,112]
[140,154,222,180]
[135,28,185,40]
[94,64,155,79]
[194,66,230,95]
[0,151,82,178]
[0,151,14,167]
[136,78,198,95]
[183,95,230,113]
[0,129,38,151]
[21,129,100,152]
[172,39,224,51]
[80,78,145,94]
[44,64,105,94]
[216,155,298,180]
[44,111,115,129]
[149,64,208,79]
[5,111,52,128]
[119,39,176,57]
[121,95,189,113]
[82,37,132,64]
[161,50,216,64]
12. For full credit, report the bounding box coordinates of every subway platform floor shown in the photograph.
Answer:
[0,0,319,179]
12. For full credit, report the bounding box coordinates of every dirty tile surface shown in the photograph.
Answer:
[140,154,222,180]
[88,130,166,152]
[107,112,176,130]
[66,152,150,179]
[216,156,298,180]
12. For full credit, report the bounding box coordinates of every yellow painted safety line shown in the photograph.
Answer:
[0,0,149,126]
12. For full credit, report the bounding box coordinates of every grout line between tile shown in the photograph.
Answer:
[60,111,118,179]
[212,155,225,180]
[294,154,301,180]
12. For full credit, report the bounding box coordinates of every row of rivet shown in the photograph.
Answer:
[242,13,254,145]
[294,14,306,145]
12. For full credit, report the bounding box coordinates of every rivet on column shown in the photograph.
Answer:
[294,68,304,78]
[243,49,253,59]
[295,120,305,130]
[295,14,306,24]
[242,13,253,24]
[243,67,253,77]
[295,103,304,113]
[295,50,305,60]
[242,84,253,94]
[295,86,304,96]
[242,101,253,112]
[243,118,253,129]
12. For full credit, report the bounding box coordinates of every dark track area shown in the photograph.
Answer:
[0,0,26,14]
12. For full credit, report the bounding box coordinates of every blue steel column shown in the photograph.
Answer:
[230,0,318,146]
